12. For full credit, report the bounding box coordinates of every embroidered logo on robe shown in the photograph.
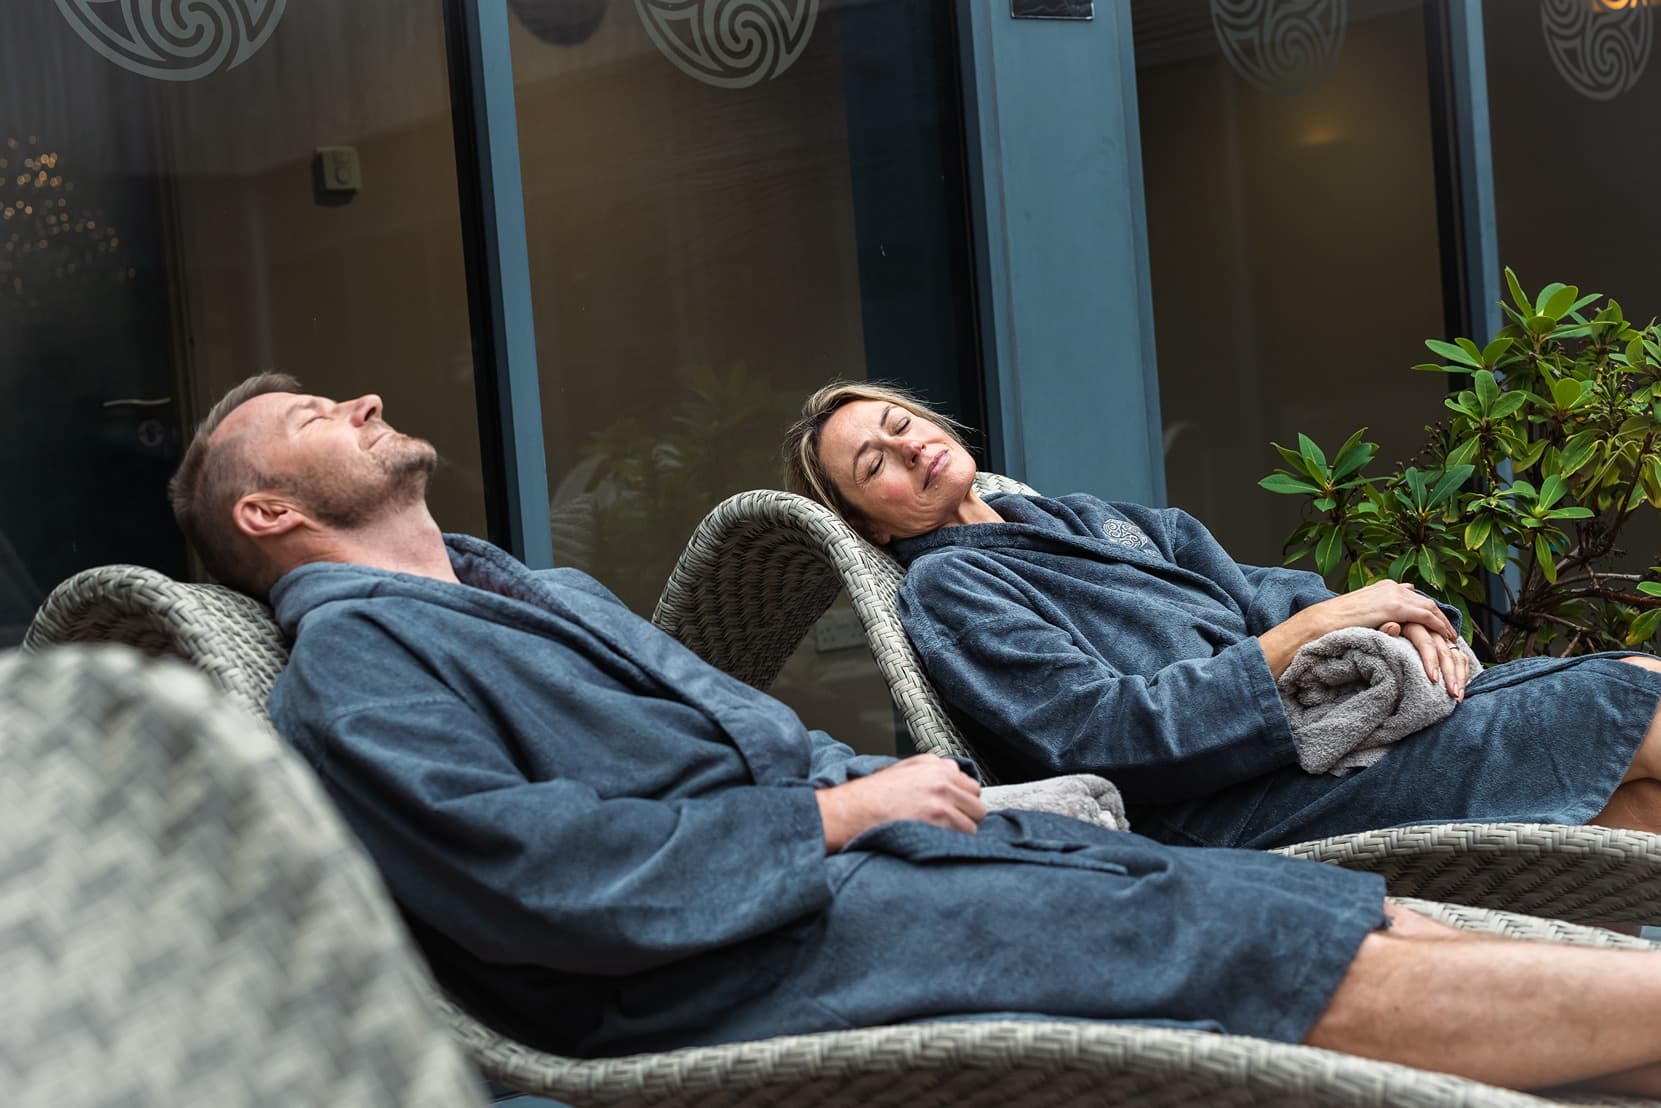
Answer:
[1102,519,1154,550]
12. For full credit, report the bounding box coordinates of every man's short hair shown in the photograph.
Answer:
[169,373,303,598]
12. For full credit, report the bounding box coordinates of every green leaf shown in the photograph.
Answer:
[1638,582,1661,598]
[1559,431,1600,476]
[1417,546,1446,589]
[1550,378,1586,409]
[1537,474,1568,510]
[1490,391,1528,419]
[1447,437,1481,467]
[1315,527,1345,575]
[1566,291,1600,317]
[1297,432,1328,474]
[1534,282,1570,315]
[1479,531,1508,574]
[1272,442,1306,471]
[1526,313,1555,336]
[1473,370,1500,411]
[1413,362,1459,374]
[1481,336,1515,365]
[1545,506,1594,519]
[1628,608,1661,647]
[1259,473,1321,496]
[1428,465,1475,508]
[1313,496,1336,511]
[1387,551,1416,580]
[1628,335,1649,369]
[1513,437,1549,472]
[1505,267,1530,313]
[1464,516,1492,549]
[1534,533,1556,583]
[1426,339,1482,369]
[1330,428,1376,480]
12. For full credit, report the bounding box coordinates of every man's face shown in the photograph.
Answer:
[215,390,438,528]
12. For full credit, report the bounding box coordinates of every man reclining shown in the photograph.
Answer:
[168,374,1661,1094]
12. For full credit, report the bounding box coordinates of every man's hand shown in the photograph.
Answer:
[1387,620,1470,701]
[1260,580,1457,677]
[815,754,985,853]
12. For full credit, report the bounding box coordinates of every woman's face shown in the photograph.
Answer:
[817,399,978,543]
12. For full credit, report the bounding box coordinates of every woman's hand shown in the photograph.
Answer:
[1259,580,1457,678]
[1389,621,1469,701]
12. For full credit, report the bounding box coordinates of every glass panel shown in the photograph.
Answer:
[1132,0,1449,568]
[1485,0,1661,576]
[509,0,981,753]
[0,2,485,644]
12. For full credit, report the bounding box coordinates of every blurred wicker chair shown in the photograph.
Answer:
[21,563,1661,1106]
[652,476,1661,927]
[2,644,487,1108]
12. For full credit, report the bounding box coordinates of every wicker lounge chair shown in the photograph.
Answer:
[651,477,1661,927]
[20,563,1661,1106]
[3,645,488,1108]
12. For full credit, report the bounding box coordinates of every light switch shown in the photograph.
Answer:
[315,146,361,193]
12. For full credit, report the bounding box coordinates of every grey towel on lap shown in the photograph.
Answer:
[1278,627,1484,776]
[982,773,1129,831]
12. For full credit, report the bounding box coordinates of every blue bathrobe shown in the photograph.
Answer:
[268,535,1384,1058]
[892,494,1661,849]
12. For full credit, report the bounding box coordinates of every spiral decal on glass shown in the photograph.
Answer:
[1540,0,1652,102]
[634,0,817,89]
[52,0,287,83]
[1210,0,1348,96]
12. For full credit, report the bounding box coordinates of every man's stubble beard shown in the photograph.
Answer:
[299,434,439,530]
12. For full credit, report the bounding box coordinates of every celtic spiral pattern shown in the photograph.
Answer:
[1540,0,1652,102]
[1102,519,1153,550]
[52,0,286,82]
[1210,0,1348,96]
[634,0,817,89]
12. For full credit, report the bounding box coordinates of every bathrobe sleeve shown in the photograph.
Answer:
[277,612,835,977]
[1156,506,1463,636]
[901,552,1300,803]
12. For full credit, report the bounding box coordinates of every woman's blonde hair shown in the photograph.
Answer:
[781,379,973,539]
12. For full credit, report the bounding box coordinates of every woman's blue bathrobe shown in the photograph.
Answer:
[267,536,1384,1058]
[892,494,1661,849]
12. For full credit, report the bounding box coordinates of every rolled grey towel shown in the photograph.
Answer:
[1278,626,1483,776]
[981,773,1129,831]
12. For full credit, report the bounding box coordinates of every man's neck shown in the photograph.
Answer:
[298,507,461,584]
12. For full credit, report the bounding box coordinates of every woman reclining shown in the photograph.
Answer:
[783,381,1661,848]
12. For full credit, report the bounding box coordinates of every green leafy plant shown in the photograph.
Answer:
[1261,269,1661,661]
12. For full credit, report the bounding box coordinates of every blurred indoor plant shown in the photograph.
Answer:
[1261,269,1661,661]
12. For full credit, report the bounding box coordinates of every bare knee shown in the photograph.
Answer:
[1592,779,1661,834]
[1621,655,1661,674]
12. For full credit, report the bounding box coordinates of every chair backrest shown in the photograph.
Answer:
[24,563,289,713]
[654,473,1037,778]
[2,644,485,1107]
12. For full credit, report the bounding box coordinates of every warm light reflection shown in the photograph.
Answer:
[0,135,127,308]
[1299,123,1345,147]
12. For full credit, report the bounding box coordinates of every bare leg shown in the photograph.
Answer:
[1591,778,1661,834]
[1306,907,1661,1091]
[1579,657,1661,832]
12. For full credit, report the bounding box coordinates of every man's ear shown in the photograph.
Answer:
[231,491,308,541]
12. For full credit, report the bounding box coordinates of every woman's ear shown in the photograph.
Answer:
[232,492,307,541]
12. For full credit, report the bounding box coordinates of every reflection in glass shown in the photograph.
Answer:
[509,0,980,752]
[1133,0,1448,569]
[0,2,487,649]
